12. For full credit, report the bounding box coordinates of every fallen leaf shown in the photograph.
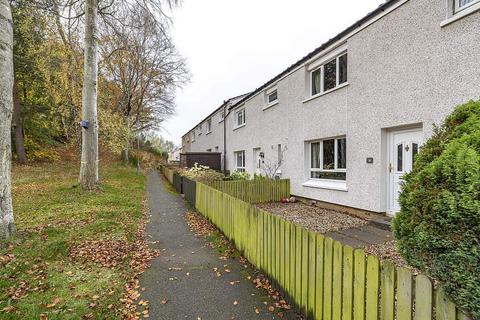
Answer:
[46,297,61,308]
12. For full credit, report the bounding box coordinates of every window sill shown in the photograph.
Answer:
[302,179,348,192]
[206,131,212,135]
[302,82,349,104]
[263,101,279,111]
[233,123,246,131]
[441,3,480,27]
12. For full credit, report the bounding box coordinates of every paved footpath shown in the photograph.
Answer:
[140,171,298,320]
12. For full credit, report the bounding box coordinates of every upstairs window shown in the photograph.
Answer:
[235,108,245,128]
[266,88,278,105]
[264,88,279,110]
[268,90,278,104]
[235,151,245,172]
[206,119,212,133]
[455,0,480,12]
[192,131,195,142]
[310,137,347,180]
[198,125,202,135]
[310,52,348,96]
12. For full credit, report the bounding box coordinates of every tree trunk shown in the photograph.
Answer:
[12,78,26,165]
[0,0,15,239]
[122,118,130,163]
[122,141,129,163]
[79,0,99,190]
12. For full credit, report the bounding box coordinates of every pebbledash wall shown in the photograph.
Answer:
[182,0,480,215]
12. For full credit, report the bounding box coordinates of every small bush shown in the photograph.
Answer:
[392,100,480,318]
[253,173,272,180]
[224,171,250,181]
[180,164,224,183]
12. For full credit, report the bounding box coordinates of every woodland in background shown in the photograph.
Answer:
[11,0,187,164]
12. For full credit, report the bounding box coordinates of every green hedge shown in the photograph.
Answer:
[392,100,480,319]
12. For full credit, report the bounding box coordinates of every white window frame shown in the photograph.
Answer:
[234,107,246,129]
[309,52,348,98]
[192,131,195,142]
[309,137,347,180]
[264,87,279,110]
[234,150,245,172]
[206,118,212,134]
[455,0,480,12]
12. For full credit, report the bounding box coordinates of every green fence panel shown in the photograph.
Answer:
[366,255,380,320]
[295,225,303,308]
[323,237,333,320]
[342,246,354,320]
[301,229,309,315]
[315,235,325,320]
[397,267,412,320]
[381,261,395,320]
[332,241,343,320]
[208,179,290,204]
[414,274,432,320]
[279,218,285,293]
[436,286,456,320]
[307,231,317,319]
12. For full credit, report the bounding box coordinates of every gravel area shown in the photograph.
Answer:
[364,240,420,273]
[256,202,368,234]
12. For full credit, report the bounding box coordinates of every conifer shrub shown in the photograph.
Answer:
[392,100,480,319]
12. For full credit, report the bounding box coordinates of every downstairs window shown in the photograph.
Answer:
[310,137,346,180]
[235,151,245,172]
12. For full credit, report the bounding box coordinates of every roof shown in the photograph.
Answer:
[228,0,401,110]
[182,92,251,138]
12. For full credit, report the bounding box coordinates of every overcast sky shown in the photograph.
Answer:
[162,0,385,145]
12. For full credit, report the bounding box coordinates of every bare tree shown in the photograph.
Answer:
[100,6,188,161]
[0,0,16,238]
[261,145,287,179]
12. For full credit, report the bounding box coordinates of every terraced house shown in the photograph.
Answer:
[182,0,480,216]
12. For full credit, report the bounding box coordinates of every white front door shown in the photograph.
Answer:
[253,148,262,175]
[387,129,423,215]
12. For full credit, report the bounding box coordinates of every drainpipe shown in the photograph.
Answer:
[223,100,228,174]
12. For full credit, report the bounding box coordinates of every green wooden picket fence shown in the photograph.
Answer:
[208,179,290,204]
[195,182,469,320]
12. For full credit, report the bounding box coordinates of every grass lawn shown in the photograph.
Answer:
[0,160,146,319]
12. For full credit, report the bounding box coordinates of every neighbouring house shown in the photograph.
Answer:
[182,0,480,216]
[168,148,181,164]
[181,93,250,170]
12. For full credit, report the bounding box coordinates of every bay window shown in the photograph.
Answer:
[310,137,347,180]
